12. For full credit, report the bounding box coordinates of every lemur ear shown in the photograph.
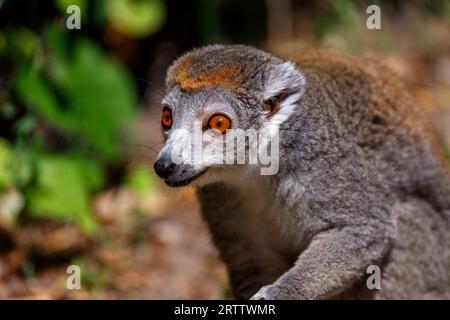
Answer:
[263,91,290,116]
[262,61,305,124]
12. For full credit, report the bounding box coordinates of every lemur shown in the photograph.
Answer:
[153,45,450,299]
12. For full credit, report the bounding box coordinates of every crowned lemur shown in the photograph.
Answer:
[153,45,450,299]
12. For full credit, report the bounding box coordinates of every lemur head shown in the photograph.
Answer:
[154,45,305,187]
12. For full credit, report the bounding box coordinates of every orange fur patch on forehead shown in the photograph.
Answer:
[168,56,249,92]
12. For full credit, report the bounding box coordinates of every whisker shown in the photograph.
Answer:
[129,143,162,153]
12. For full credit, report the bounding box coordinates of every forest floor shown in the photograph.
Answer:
[0,184,228,299]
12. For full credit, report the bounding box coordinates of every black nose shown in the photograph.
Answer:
[154,157,175,179]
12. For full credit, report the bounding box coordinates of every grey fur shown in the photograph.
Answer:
[155,45,450,299]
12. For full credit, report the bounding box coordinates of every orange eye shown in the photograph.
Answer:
[161,107,173,129]
[208,114,232,134]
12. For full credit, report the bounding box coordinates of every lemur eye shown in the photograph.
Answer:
[161,107,173,129]
[208,114,231,134]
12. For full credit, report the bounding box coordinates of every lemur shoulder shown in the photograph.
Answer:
[154,45,450,299]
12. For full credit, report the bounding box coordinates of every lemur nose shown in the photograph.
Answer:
[154,157,175,179]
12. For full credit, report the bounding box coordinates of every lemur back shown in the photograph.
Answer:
[296,50,450,215]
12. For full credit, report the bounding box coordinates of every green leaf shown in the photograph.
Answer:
[14,25,138,160]
[55,0,87,15]
[2,27,38,63]
[26,154,104,232]
[0,139,15,189]
[14,65,63,126]
[0,139,32,190]
[125,165,156,193]
[105,0,166,38]
[60,39,137,159]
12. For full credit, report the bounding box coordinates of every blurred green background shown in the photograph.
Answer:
[0,0,449,299]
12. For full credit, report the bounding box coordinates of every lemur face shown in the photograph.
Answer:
[154,45,305,187]
[155,86,241,187]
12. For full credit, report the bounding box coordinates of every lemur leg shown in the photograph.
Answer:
[251,224,393,300]
[198,183,282,299]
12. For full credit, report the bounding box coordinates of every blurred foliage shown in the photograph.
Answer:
[73,257,112,291]
[0,139,31,190]
[0,0,159,231]
[125,166,157,194]
[0,139,16,188]
[25,154,103,232]
[15,25,137,160]
[55,0,166,38]
[197,0,267,45]
[105,0,166,38]
[55,0,88,15]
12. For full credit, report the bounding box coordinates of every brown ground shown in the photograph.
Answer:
[0,186,228,299]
